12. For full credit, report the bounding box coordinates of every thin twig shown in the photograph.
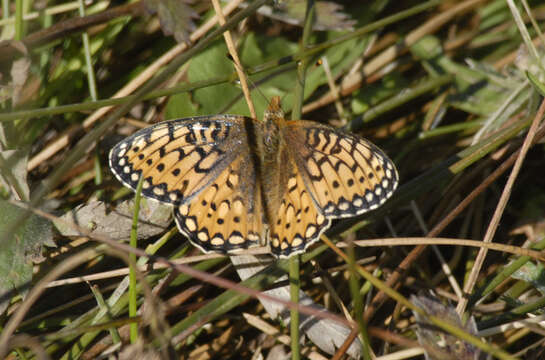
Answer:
[363,118,545,321]
[336,237,545,261]
[302,0,486,113]
[410,200,463,300]
[0,249,101,357]
[8,201,357,329]
[457,97,545,315]
[331,328,359,360]
[320,56,346,124]
[27,0,247,171]
[320,236,518,360]
[210,0,256,119]
[0,2,144,62]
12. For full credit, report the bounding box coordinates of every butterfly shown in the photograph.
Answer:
[109,96,398,258]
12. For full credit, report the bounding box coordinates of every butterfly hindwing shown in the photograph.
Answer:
[284,121,398,218]
[173,153,264,253]
[109,115,248,205]
[269,164,331,257]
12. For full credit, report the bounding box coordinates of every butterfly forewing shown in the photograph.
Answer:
[109,116,247,205]
[284,121,398,218]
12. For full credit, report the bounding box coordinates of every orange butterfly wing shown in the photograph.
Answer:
[110,116,265,252]
[284,121,398,217]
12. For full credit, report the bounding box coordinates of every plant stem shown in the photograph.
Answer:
[129,176,145,343]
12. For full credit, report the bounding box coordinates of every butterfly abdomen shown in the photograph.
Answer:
[247,104,289,238]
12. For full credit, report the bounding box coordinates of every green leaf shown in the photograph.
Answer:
[527,71,545,97]
[512,261,545,295]
[165,35,299,119]
[411,35,531,119]
[0,149,30,201]
[0,200,53,314]
[165,15,372,119]
[351,73,408,114]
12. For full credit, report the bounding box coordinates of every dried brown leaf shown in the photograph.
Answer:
[412,294,483,360]
[55,199,172,240]
[10,57,31,106]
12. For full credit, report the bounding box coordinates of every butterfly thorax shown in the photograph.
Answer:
[262,96,285,151]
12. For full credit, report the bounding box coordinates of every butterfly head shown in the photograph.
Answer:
[262,96,285,150]
[264,96,285,123]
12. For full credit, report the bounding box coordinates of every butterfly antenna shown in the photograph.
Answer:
[226,54,270,112]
